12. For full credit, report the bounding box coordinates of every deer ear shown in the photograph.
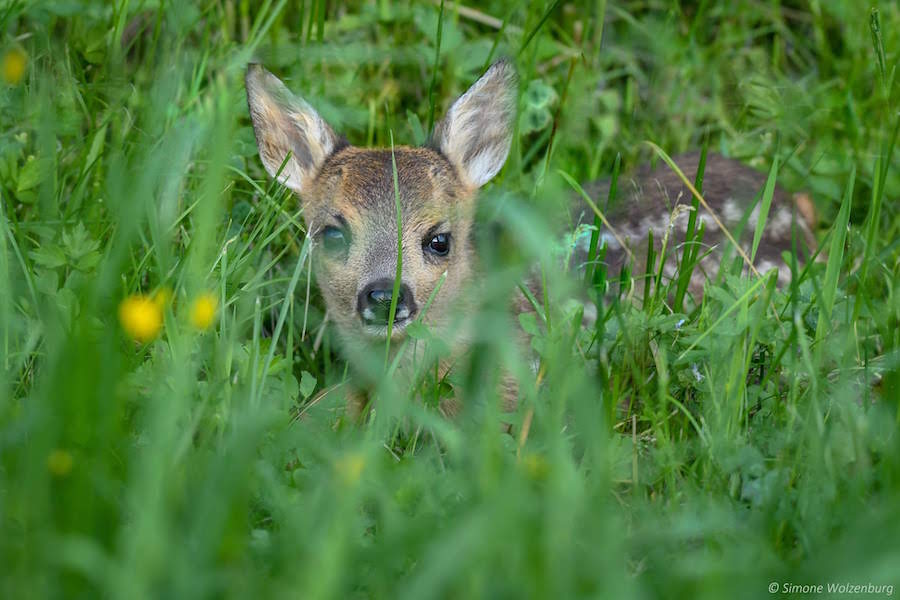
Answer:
[245,64,340,195]
[432,59,518,188]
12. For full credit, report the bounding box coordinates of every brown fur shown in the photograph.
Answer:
[303,146,477,348]
[573,152,818,300]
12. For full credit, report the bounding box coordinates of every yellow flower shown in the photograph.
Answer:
[521,453,549,481]
[47,449,73,477]
[189,293,218,330]
[335,453,365,486]
[118,294,163,342]
[2,47,27,86]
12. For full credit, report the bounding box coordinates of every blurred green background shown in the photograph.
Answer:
[1,1,899,598]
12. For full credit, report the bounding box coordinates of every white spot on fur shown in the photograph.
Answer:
[698,213,719,231]
[673,207,692,232]
[639,214,668,237]
[722,198,743,222]
[768,207,793,237]
[749,204,761,224]
[600,232,620,249]
[756,259,791,285]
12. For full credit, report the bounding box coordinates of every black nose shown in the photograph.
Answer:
[357,279,417,326]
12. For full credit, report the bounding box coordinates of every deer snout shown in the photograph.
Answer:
[357,279,417,326]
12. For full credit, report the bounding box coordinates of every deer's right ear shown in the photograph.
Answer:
[245,64,340,195]
[432,59,518,188]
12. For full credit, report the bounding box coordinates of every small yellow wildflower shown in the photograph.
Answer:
[521,453,549,481]
[335,452,365,486]
[118,294,163,343]
[189,293,218,330]
[47,449,73,477]
[2,47,27,86]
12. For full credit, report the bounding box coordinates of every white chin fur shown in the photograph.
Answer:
[361,317,412,340]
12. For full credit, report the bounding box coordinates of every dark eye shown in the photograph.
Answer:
[321,226,348,253]
[425,233,451,257]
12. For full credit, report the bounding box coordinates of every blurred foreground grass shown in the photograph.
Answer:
[2,1,900,598]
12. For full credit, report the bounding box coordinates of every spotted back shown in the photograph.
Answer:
[571,152,818,300]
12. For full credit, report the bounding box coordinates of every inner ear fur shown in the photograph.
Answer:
[431,59,518,189]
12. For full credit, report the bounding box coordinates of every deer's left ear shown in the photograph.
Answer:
[245,64,341,196]
[432,59,518,188]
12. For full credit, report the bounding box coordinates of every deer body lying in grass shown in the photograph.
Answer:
[574,152,819,302]
[245,60,816,417]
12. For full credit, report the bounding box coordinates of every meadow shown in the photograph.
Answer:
[2,1,899,598]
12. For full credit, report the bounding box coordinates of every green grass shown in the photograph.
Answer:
[2,1,900,598]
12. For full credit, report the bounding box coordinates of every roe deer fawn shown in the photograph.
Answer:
[245,60,816,415]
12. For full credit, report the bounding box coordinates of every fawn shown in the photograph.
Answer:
[245,60,816,414]
[246,60,518,416]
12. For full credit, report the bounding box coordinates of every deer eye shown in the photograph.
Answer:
[321,226,348,253]
[424,232,451,257]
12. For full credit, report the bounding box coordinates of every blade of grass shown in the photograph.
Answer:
[643,229,655,308]
[386,271,448,378]
[672,143,707,311]
[651,204,694,310]
[255,234,312,406]
[540,56,577,182]
[385,132,404,365]
[750,156,779,263]
[677,273,772,362]
[814,166,854,350]
[482,5,516,71]
[870,8,887,92]
[316,0,326,42]
[426,0,445,133]
[855,110,899,314]
[241,0,289,63]
[517,281,547,325]
[517,0,561,57]
[645,141,759,278]
[558,170,634,265]
[586,153,620,286]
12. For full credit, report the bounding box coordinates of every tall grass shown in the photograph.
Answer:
[1,1,899,598]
